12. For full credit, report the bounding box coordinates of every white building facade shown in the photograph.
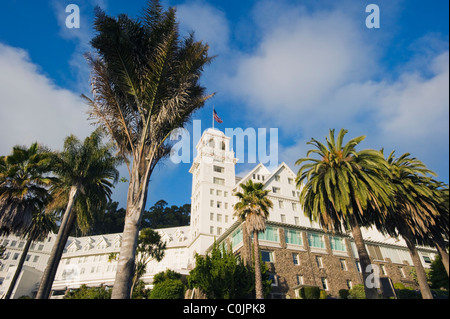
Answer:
[0,128,439,298]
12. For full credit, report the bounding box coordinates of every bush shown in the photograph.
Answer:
[338,289,349,299]
[319,290,328,299]
[348,284,366,299]
[150,279,185,299]
[395,288,421,299]
[299,286,321,299]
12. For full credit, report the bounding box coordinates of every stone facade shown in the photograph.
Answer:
[221,222,430,299]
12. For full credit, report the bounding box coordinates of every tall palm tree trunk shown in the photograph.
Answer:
[36,186,78,299]
[404,233,433,299]
[111,161,151,299]
[241,224,252,267]
[349,214,378,299]
[253,230,263,299]
[4,236,33,299]
[435,241,449,276]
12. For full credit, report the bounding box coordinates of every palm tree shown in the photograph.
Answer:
[36,129,120,299]
[234,180,273,299]
[378,151,448,299]
[83,0,214,298]
[295,129,393,299]
[0,143,53,235]
[4,209,56,299]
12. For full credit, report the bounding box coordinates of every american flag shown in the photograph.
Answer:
[213,109,223,123]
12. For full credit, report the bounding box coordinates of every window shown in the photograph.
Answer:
[258,226,279,242]
[288,178,293,184]
[308,233,325,249]
[285,229,303,246]
[346,280,352,289]
[294,217,300,225]
[367,244,383,260]
[316,256,324,268]
[380,264,387,275]
[280,214,286,223]
[261,250,274,263]
[268,273,278,286]
[213,177,225,185]
[216,189,222,196]
[217,201,222,208]
[422,254,432,264]
[297,275,304,285]
[272,187,280,194]
[210,226,214,235]
[275,175,280,182]
[217,227,222,235]
[224,203,228,209]
[340,259,347,270]
[398,266,405,278]
[210,213,214,221]
[33,255,39,263]
[217,214,222,222]
[224,191,228,197]
[330,236,346,252]
[231,227,243,247]
[292,203,297,211]
[278,200,284,208]
[213,165,224,173]
[355,261,361,272]
[13,253,19,260]
[210,188,214,195]
[210,200,214,207]
[292,253,300,265]
[321,277,328,290]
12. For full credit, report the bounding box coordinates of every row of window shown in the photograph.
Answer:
[0,254,41,272]
[210,200,230,209]
[60,263,118,280]
[1,239,46,251]
[210,212,230,223]
[232,226,347,252]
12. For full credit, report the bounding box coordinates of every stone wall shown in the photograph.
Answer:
[236,227,419,298]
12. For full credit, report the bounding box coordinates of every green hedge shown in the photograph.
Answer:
[299,286,321,299]
[150,279,185,299]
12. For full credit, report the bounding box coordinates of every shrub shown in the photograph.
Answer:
[299,286,321,299]
[319,290,328,299]
[348,284,366,299]
[150,279,185,299]
[338,289,349,299]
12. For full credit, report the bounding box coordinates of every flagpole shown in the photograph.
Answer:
[212,105,215,130]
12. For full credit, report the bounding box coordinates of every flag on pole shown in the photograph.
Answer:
[213,109,223,124]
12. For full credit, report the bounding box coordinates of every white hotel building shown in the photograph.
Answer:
[0,128,439,298]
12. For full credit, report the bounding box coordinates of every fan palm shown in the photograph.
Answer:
[296,129,393,299]
[4,209,56,299]
[234,180,273,299]
[378,151,448,299]
[36,129,120,299]
[0,143,53,235]
[83,0,214,298]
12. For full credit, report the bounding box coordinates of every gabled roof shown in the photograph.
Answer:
[262,162,297,188]
[233,163,271,190]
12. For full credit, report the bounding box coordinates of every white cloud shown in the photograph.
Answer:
[0,43,93,155]
[175,0,230,55]
[216,3,448,179]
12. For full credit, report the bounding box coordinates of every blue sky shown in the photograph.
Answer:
[0,0,448,210]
